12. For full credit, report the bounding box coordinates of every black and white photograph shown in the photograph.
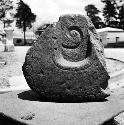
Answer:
[0,0,124,124]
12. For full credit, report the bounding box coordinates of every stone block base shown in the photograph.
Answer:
[0,90,124,125]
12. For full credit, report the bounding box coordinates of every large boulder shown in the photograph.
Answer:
[22,14,110,102]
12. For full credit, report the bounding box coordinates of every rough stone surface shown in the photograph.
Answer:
[22,14,110,102]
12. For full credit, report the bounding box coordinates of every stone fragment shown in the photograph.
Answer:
[22,14,110,102]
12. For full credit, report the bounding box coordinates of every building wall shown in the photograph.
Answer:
[13,38,35,46]
[98,31,124,45]
[107,32,124,43]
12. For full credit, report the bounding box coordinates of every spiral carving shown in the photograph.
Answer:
[22,14,110,102]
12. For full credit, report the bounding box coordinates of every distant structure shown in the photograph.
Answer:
[97,1,124,48]
[35,23,51,37]
[97,27,124,47]
[13,30,36,46]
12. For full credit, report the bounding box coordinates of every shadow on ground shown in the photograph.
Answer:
[18,90,108,103]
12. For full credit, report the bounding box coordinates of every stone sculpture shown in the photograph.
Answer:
[22,14,110,102]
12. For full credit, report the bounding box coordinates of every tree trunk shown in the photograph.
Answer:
[3,21,6,28]
[23,22,26,45]
[24,31,26,45]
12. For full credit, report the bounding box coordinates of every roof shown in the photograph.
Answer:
[96,27,123,33]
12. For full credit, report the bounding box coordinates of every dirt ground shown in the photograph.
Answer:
[0,47,30,88]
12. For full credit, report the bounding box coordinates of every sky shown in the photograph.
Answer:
[20,0,104,27]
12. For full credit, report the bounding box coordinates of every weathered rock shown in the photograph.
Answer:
[22,14,110,102]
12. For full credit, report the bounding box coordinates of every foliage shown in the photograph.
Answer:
[101,0,118,27]
[0,0,13,27]
[84,4,104,29]
[14,0,36,44]
[118,4,124,29]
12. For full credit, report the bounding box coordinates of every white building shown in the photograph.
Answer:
[96,27,124,47]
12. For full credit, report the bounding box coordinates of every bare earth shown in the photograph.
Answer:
[0,52,23,88]
[0,47,29,88]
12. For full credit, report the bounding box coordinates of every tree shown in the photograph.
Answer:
[102,0,118,27]
[118,2,124,29]
[84,4,104,29]
[14,0,36,45]
[0,0,13,28]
